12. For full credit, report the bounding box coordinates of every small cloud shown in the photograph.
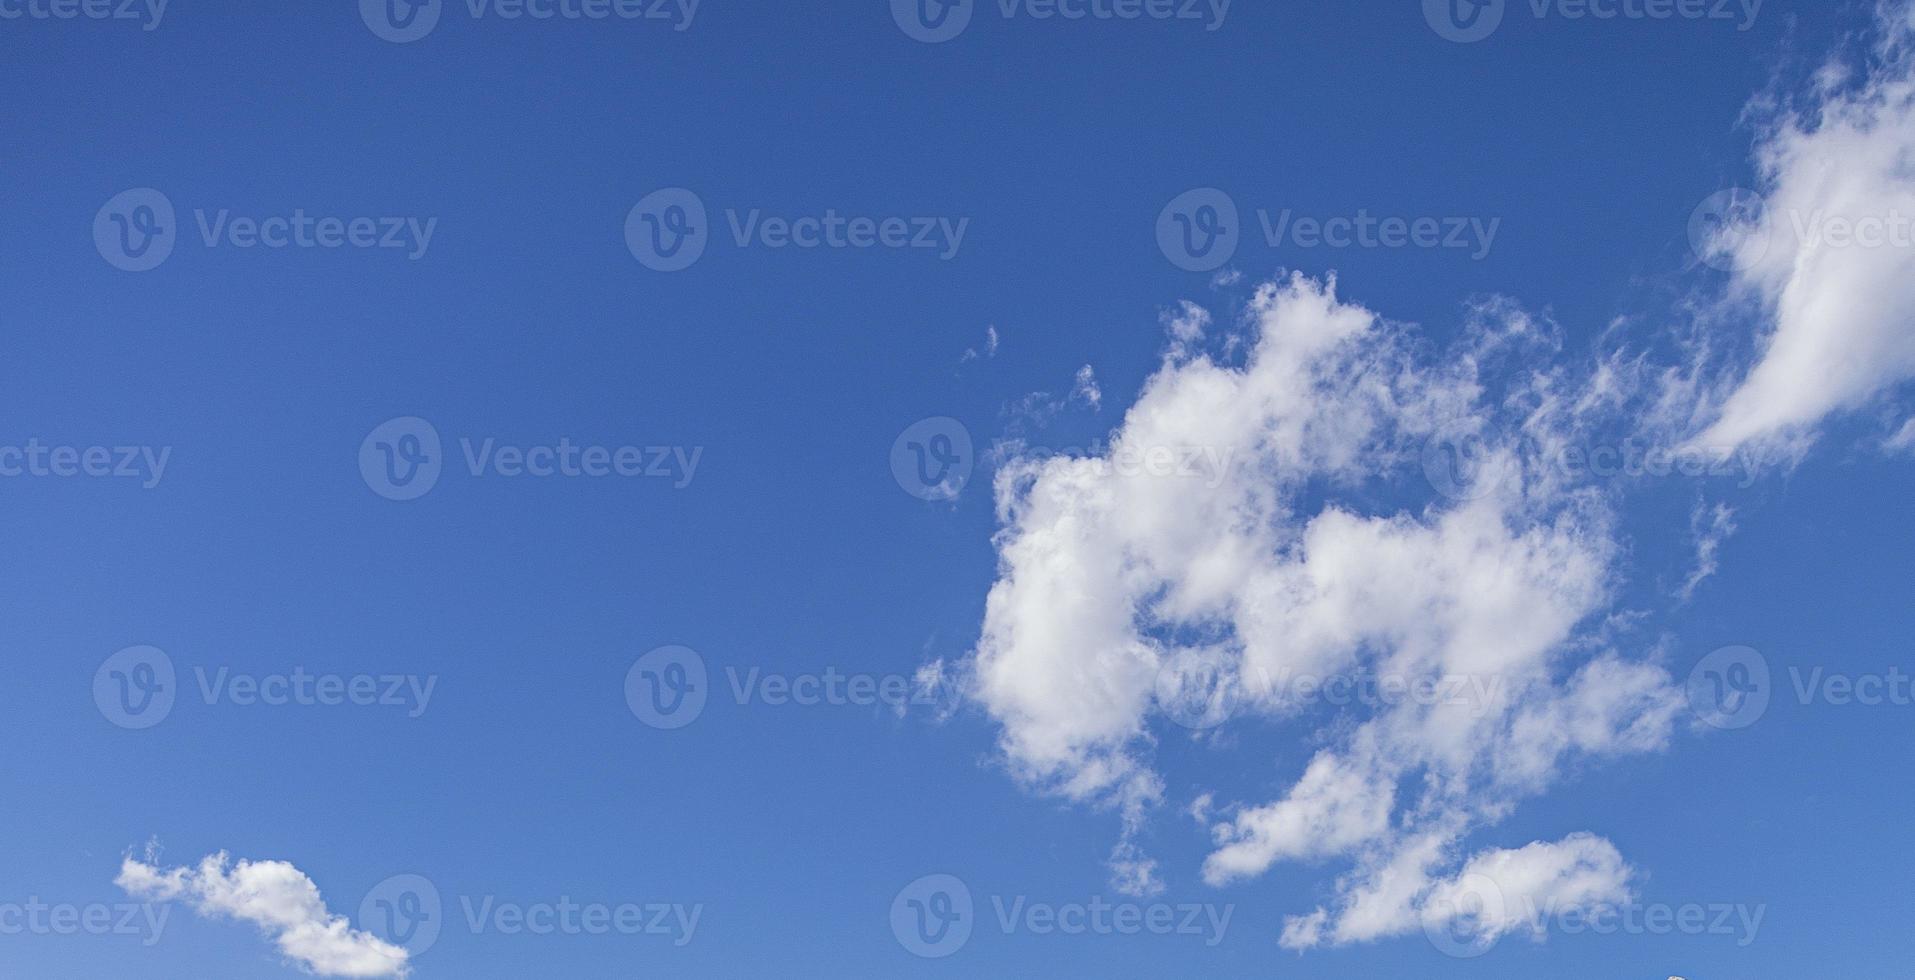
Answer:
[117,849,408,978]
[961,325,1001,363]
[1886,417,1915,454]
[1072,365,1102,410]
[1678,500,1738,602]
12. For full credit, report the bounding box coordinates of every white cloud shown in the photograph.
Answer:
[1679,500,1738,601]
[1694,3,1915,450]
[963,274,1682,928]
[1413,833,1634,949]
[961,325,1000,363]
[117,850,408,978]
[1072,364,1102,410]
[1886,416,1915,453]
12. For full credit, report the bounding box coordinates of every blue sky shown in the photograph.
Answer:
[5,0,1915,976]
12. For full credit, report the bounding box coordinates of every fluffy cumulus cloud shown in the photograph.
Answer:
[118,850,408,978]
[964,273,1685,940]
[1695,1,1915,451]
[957,3,1915,949]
